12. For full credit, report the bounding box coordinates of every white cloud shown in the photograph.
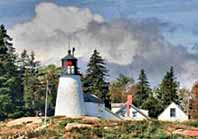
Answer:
[9,2,139,65]
[9,2,105,64]
[9,2,198,88]
[180,61,198,89]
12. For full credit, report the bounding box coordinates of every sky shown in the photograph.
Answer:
[1,0,198,88]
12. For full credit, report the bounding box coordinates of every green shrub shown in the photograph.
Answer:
[26,129,47,138]
[8,111,25,119]
[104,134,115,139]
[169,134,186,139]
[186,121,198,127]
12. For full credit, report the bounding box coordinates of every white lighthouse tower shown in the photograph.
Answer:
[55,48,86,116]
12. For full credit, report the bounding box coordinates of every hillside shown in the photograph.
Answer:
[1,116,198,139]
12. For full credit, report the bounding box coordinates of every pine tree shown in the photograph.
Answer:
[0,25,19,120]
[37,64,60,115]
[82,49,110,107]
[158,66,179,107]
[134,69,151,107]
[20,51,58,116]
[141,95,163,118]
[22,51,40,115]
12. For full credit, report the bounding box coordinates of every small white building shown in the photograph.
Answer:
[84,93,120,119]
[112,103,149,120]
[158,102,188,122]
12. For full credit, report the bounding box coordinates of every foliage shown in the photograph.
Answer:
[141,95,163,118]
[186,120,198,127]
[191,82,198,98]
[104,87,112,109]
[189,82,198,119]
[0,95,12,119]
[109,74,134,103]
[134,69,152,108]
[0,24,21,120]
[37,64,60,115]
[0,25,61,119]
[21,51,41,115]
[141,67,180,118]
[157,66,180,107]
[178,88,190,113]
[82,49,110,107]
[1,115,197,138]
[62,119,186,139]
[19,48,60,116]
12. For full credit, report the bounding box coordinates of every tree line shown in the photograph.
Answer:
[0,24,192,120]
[109,67,184,118]
[0,25,111,120]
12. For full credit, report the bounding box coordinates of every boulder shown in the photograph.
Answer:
[65,123,92,131]
[6,117,42,127]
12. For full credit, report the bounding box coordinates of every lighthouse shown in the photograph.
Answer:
[54,48,120,119]
[55,48,86,116]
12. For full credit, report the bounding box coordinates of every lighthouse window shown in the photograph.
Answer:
[71,66,75,74]
[67,67,70,74]
[67,66,72,74]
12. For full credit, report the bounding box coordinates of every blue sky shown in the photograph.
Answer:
[1,0,198,87]
[1,0,198,47]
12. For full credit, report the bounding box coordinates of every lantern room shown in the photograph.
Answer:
[61,48,78,75]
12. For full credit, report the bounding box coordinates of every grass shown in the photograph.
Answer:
[63,120,187,139]
[185,120,198,127]
[1,117,198,139]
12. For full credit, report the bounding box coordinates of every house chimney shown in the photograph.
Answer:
[126,95,132,117]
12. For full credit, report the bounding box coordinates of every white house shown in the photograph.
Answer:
[111,95,149,120]
[158,102,188,122]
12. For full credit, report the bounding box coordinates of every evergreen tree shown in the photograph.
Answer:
[141,95,163,118]
[20,51,60,116]
[37,65,60,115]
[82,49,110,107]
[22,51,40,115]
[0,25,20,120]
[134,69,151,108]
[158,66,179,107]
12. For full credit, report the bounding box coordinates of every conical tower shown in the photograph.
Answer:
[55,48,86,116]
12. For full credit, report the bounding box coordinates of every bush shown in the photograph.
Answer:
[8,111,25,119]
[186,121,198,127]
[26,129,47,138]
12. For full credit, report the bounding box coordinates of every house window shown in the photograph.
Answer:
[170,108,176,117]
[132,111,137,117]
